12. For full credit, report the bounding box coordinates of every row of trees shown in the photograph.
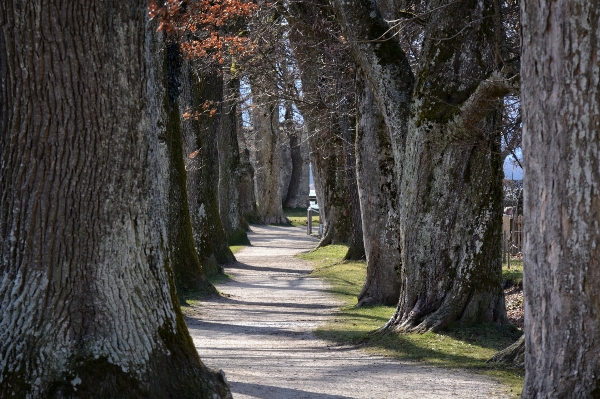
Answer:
[1,0,598,397]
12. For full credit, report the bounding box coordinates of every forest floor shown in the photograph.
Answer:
[185,224,510,399]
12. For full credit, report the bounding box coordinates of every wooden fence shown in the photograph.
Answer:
[502,214,523,264]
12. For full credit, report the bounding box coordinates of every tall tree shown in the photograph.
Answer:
[338,87,365,261]
[238,127,260,223]
[0,2,231,397]
[281,102,309,209]
[180,63,235,270]
[218,74,250,245]
[164,42,217,296]
[251,89,289,224]
[521,0,600,396]
[286,0,357,246]
[332,0,515,331]
[355,71,401,306]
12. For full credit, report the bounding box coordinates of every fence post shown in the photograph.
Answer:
[502,231,506,264]
[307,208,312,235]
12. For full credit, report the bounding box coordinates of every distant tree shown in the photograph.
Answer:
[180,63,235,270]
[151,0,254,257]
[163,41,218,295]
[521,0,600,396]
[0,1,231,397]
[218,74,251,245]
[355,71,401,306]
[251,83,289,224]
[286,0,363,251]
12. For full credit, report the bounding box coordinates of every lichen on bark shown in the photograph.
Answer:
[0,2,231,397]
[330,0,511,331]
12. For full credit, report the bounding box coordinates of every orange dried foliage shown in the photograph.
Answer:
[148,0,259,63]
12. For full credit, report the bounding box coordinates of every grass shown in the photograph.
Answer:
[180,243,248,311]
[299,245,525,398]
[230,245,248,255]
[284,207,320,228]
[503,258,523,287]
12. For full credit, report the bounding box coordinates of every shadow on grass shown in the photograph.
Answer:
[178,273,233,308]
[316,319,524,397]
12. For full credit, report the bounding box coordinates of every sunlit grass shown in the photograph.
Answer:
[230,245,248,255]
[300,244,525,398]
[284,207,320,228]
[503,259,523,287]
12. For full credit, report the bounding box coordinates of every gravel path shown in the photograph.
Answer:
[187,225,509,398]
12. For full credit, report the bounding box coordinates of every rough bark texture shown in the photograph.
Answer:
[238,128,260,224]
[0,2,231,397]
[180,64,234,271]
[332,0,509,331]
[282,104,309,209]
[251,92,288,224]
[339,94,365,261]
[280,130,293,205]
[521,1,600,397]
[355,71,401,306]
[163,42,216,296]
[218,75,250,245]
[487,335,524,369]
[286,2,354,246]
[294,72,351,245]
[308,117,352,247]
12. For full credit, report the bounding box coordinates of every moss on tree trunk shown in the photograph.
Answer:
[218,74,250,245]
[163,42,217,296]
[0,2,231,397]
[179,64,235,272]
[331,0,510,331]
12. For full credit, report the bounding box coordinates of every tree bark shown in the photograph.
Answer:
[163,41,217,296]
[252,91,288,224]
[0,2,231,397]
[286,1,354,245]
[307,115,352,246]
[355,71,401,306]
[487,335,524,369]
[282,103,309,209]
[339,92,365,261]
[179,64,234,271]
[238,129,260,224]
[332,0,509,331]
[521,1,600,396]
[218,75,250,245]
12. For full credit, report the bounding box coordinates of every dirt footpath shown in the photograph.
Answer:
[186,225,509,399]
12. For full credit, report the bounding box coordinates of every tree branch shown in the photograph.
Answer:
[460,70,519,128]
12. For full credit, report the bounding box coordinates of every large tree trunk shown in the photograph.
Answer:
[295,70,352,245]
[282,103,309,209]
[355,71,401,306]
[238,129,260,224]
[339,92,365,261]
[307,116,352,246]
[521,1,600,396]
[0,2,231,397]
[163,41,216,296]
[252,92,288,224]
[180,64,234,271]
[218,75,250,245]
[286,2,354,245]
[332,0,511,331]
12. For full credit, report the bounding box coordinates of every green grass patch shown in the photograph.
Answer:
[503,259,523,287]
[284,207,320,228]
[230,245,248,255]
[178,272,234,315]
[299,244,524,398]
